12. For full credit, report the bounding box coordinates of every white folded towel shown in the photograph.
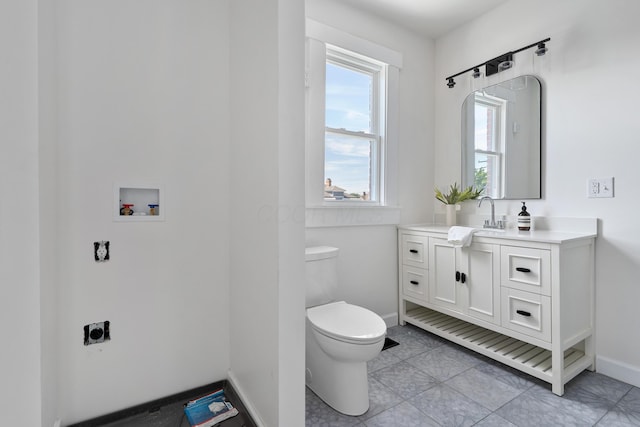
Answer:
[447,226,479,247]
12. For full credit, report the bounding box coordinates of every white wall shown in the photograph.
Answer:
[0,1,43,426]
[53,1,231,423]
[276,0,307,425]
[305,0,434,322]
[434,0,640,386]
[305,226,399,322]
[38,0,60,424]
[229,0,306,426]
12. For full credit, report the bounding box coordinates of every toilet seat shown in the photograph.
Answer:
[307,301,386,345]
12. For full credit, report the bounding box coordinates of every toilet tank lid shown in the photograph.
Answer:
[305,246,339,261]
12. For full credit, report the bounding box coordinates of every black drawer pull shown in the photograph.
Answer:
[516,310,531,317]
[409,249,419,254]
[455,271,461,282]
[410,280,419,285]
[516,267,531,273]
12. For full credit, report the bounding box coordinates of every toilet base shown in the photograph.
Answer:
[305,322,383,416]
[306,359,369,415]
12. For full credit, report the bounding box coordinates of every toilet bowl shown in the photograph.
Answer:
[305,246,387,416]
[306,302,386,416]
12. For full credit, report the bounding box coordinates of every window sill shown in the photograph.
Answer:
[305,205,401,228]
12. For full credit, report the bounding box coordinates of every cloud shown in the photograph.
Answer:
[325,136,372,157]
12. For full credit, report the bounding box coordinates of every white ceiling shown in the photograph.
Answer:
[336,0,510,39]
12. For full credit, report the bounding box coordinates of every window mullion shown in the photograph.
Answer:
[475,149,500,156]
[326,126,376,140]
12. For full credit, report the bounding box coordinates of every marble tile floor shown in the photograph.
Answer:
[306,324,640,427]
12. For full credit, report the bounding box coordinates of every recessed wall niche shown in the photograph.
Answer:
[114,184,164,222]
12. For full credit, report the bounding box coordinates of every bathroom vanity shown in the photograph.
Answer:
[397,222,596,396]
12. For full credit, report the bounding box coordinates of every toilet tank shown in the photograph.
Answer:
[305,246,339,308]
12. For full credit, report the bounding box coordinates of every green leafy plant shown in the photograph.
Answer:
[434,182,483,205]
[474,167,488,190]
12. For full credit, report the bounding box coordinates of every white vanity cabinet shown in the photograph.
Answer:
[398,224,596,396]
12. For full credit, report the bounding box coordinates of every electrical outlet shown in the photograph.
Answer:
[94,241,110,262]
[84,321,110,345]
[587,177,614,198]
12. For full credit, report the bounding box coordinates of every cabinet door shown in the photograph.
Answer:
[429,238,460,312]
[462,243,501,325]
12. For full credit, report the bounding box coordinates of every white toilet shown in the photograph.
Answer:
[305,246,386,416]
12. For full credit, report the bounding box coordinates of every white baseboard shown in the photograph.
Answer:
[227,370,266,427]
[596,355,640,388]
[382,312,398,329]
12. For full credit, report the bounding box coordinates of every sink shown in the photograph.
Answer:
[475,228,506,236]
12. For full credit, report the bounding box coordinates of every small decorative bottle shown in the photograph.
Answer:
[518,202,531,231]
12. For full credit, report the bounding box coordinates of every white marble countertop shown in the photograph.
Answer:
[398,223,597,244]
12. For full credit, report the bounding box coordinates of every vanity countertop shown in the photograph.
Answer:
[398,223,597,244]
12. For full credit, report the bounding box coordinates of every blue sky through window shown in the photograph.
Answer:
[325,62,373,197]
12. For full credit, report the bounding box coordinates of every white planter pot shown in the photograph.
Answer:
[445,204,457,226]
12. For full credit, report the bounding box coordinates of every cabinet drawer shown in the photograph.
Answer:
[401,234,429,269]
[501,246,551,295]
[501,288,551,342]
[402,266,428,302]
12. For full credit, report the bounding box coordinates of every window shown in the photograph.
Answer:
[323,46,386,204]
[305,19,402,226]
[473,93,507,199]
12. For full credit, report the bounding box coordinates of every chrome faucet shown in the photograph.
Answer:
[478,196,504,229]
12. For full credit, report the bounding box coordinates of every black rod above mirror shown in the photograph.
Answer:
[445,38,550,88]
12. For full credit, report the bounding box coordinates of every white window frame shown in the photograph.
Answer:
[305,19,402,227]
[324,46,385,205]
